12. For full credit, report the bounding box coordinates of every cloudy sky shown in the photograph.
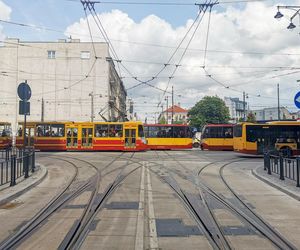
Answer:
[1,0,300,122]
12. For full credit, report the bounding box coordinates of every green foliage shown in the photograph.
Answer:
[188,96,230,128]
[246,112,256,123]
[173,117,184,124]
[158,116,167,124]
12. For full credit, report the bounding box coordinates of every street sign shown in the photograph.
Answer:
[294,91,300,109]
[19,101,30,115]
[17,82,31,101]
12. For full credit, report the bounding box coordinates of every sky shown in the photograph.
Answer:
[1,0,300,122]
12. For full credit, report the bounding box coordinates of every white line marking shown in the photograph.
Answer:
[135,163,145,250]
[147,165,159,250]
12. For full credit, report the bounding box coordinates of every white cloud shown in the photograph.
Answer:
[65,3,300,122]
[0,1,11,40]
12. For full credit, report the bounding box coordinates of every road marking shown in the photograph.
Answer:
[135,163,145,250]
[147,165,159,250]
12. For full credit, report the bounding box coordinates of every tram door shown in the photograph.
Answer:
[125,129,136,148]
[25,126,35,147]
[257,127,273,154]
[66,125,78,149]
[81,126,93,149]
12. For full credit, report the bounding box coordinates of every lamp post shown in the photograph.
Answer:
[165,96,169,124]
[89,92,94,122]
[274,6,300,30]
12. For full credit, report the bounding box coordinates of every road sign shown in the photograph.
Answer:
[17,82,31,101]
[294,91,300,109]
[19,101,30,115]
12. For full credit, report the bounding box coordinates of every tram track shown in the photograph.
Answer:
[143,151,296,249]
[0,152,134,249]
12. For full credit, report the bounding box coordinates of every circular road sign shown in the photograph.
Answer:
[17,82,31,101]
[294,91,300,109]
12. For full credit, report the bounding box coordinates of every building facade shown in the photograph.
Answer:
[0,38,126,130]
[224,97,247,123]
[158,105,188,124]
[252,107,292,121]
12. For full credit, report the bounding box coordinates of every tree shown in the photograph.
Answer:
[188,96,230,129]
[246,112,256,123]
[158,116,167,124]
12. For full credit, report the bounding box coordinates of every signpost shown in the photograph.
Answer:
[17,80,31,150]
[294,91,300,109]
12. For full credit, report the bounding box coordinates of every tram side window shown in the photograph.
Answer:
[95,124,108,137]
[51,124,64,137]
[201,128,209,139]
[233,125,242,137]
[17,125,23,136]
[36,124,64,137]
[209,127,223,138]
[108,124,123,137]
[0,125,9,137]
[138,125,144,137]
[246,126,262,142]
[224,127,233,138]
[173,126,186,138]
[148,126,158,138]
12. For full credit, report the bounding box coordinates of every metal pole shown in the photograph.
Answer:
[171,86,174,124]
[165,97,168,124]
[279,155,284,180]
[41,98,44,122]
[23,80,27,151]
[277,83,280,121]
[243,91,246,121]
[89,92,94,122]
[297,158,300,187]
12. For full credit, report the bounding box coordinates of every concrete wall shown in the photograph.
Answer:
[0,38,126,130]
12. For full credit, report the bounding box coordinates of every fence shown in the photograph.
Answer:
[264,152,300,188]
[0,148,35,187]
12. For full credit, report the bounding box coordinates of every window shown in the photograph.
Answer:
[47,50,56,59]
[36,124,64,137]
[94,124,123,137]
[138,125,144,138]
[95,124,108,137]
[233,125,242,137]
[81,51,90,59]
[0,124,11,137]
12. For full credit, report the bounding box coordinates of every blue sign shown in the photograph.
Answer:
[294,91,300,109]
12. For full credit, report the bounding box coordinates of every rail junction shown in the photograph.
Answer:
[0,150,299,249]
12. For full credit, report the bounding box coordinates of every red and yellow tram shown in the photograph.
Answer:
[144,124,193,150]
[0,122,12,149]
[16,121,147,151]
[200,124,234,151]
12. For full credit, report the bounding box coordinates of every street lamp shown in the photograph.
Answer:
[274,6,300,30]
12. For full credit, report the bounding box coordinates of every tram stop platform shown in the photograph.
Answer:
[0,165,47,206]
[253,166,300,201]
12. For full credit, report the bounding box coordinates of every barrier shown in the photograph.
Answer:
[0,148,35,187]
[264,152,300,188]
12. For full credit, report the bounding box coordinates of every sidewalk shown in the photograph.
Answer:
[252,165,300,201]
[0,164,48,206]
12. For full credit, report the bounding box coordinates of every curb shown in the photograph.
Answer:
[0,165,48,206]
[252,166,300,202]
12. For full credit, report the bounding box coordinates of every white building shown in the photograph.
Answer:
[252,107,292,121]
[224,97,247,122]
[0,38,126,130]
[158,104,188,124]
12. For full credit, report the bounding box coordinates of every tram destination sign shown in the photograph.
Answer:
[17,81,31,101]
[294,91,300,109]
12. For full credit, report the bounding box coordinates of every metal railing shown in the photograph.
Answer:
[264,152,300,188]
[0,148,35,187]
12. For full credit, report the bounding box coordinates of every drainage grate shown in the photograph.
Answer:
[221,226,257,236]
[105,201,139,210]
[156,219,202,237]
[64,204,87,209]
